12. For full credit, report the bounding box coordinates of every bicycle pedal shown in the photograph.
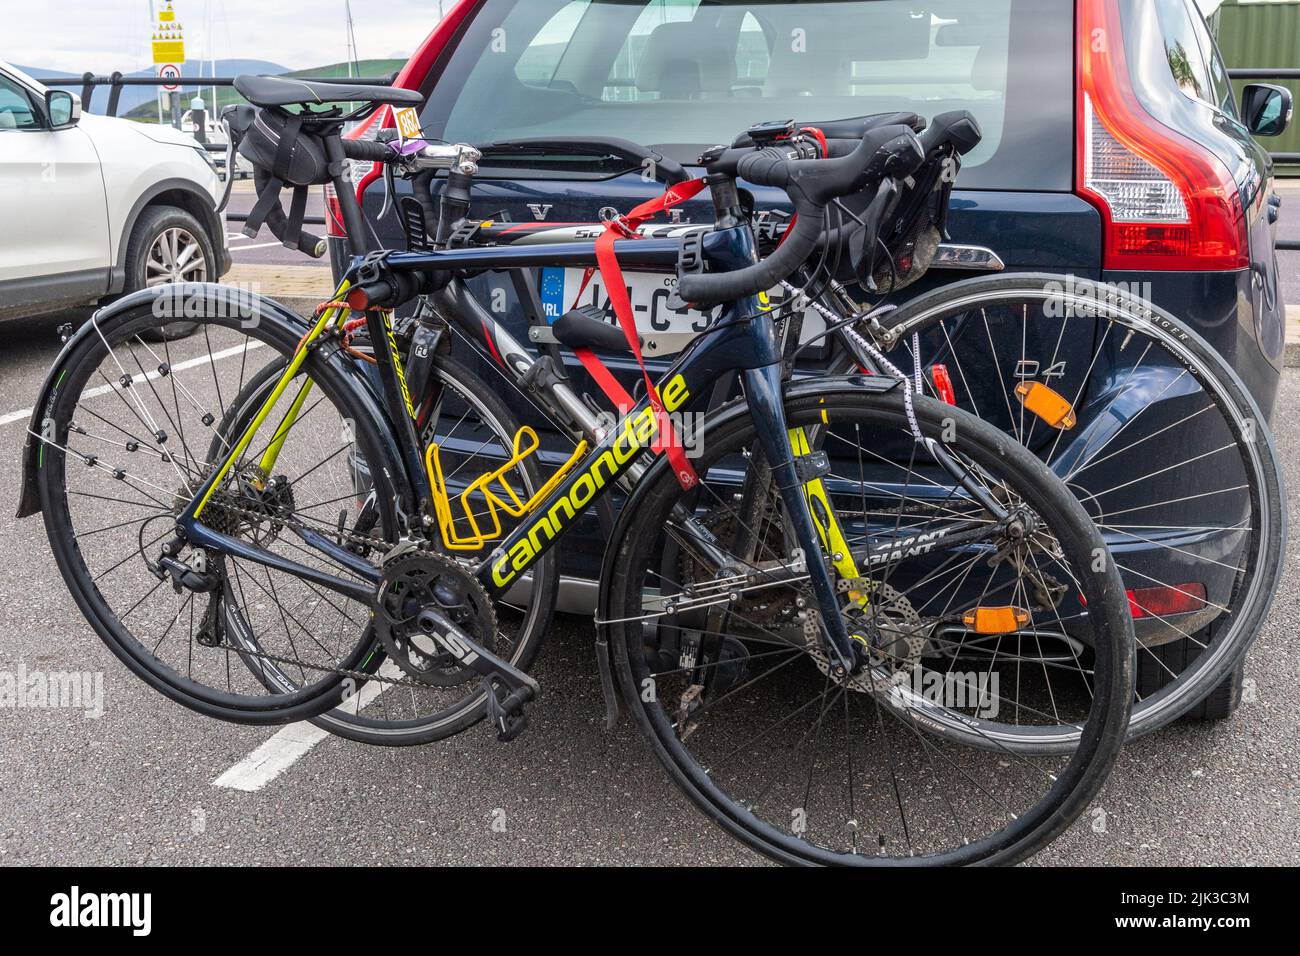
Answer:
[483,678,531,743]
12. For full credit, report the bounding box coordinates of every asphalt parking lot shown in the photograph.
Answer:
[0,293,1296,866]
[224,178,329,268]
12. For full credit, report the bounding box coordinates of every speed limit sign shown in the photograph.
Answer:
[158,64,181,91]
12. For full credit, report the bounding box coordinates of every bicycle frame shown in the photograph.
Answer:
[174,219,866,661]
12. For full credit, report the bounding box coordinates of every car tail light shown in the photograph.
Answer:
[1126,583,1207,620]
[1076,0,1247,270]
[324,182,347,239]
[1081,582,1207,619]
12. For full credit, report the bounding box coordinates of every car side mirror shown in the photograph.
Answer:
[45,90,81,129]
[1240,83,1292,137]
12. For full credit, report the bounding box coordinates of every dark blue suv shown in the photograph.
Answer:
[330,0,1286,710]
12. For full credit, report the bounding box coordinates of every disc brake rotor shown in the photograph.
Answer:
[804,579,925,694]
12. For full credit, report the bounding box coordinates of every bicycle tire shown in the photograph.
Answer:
[603,387,1133,865]
[830,273,1284,743]
[35,300,404,725]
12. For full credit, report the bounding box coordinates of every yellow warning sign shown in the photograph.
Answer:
[152,3,186,65]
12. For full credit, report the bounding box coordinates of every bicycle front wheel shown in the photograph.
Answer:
[604,388,1133,865]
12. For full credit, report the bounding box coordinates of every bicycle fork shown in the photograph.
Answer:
[742,363,861,672]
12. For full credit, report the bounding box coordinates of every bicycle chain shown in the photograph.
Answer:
[192,499,481,692]
[213,631,442,692]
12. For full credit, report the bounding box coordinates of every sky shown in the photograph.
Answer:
[5,0,457,74]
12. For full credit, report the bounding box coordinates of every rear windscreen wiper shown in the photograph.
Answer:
[475,137,689,185]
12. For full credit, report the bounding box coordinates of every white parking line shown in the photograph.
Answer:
[229,241,288,252]
[212,722,332,792]
[0,340,266,429]
[212,663,400,792]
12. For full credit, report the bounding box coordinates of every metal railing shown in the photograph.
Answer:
[42,72,396,229]
[39,72,397,118]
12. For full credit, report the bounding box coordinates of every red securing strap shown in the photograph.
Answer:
[568,177,709,490]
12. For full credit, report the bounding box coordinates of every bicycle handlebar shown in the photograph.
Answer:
[341,138,394,164]
[677,126,924,308]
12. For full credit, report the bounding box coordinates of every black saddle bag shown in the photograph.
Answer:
[223,105,331,256]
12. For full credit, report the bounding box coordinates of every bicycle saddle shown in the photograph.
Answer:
[552,305,633,353]
[233,74,425,110]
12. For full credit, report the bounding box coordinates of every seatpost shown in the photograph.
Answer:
[323,131,371,257]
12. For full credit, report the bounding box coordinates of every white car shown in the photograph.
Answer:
[0,62,230,334]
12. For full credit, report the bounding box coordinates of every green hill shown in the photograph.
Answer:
[123,59,408,121]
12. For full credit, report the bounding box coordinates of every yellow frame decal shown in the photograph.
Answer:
[193,280,351,519]
[789,424,867,606]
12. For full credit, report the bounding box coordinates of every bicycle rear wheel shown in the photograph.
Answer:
[213,353,559,745]
[34,300,402,724]
[832,273,1284,741]
[604,388,1133,865]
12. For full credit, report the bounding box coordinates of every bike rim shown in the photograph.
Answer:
[612,395,1129,863]
[867,284,1275,741]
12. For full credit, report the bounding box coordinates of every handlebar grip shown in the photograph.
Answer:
[677,194,824,308]
[342,138,395,164]
[678,130,924,307]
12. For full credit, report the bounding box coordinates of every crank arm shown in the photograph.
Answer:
[414,606,540,742]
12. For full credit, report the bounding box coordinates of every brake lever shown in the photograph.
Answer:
[847,179,902,291]
[378,159,396,223]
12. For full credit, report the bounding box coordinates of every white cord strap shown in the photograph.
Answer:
[780,282,924,443]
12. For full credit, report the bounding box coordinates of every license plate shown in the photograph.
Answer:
[539,268,826,357]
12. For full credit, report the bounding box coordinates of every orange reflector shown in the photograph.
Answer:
[1014,381,1076,429]
[963,606,1031,635]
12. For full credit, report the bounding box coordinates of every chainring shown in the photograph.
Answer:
[373,551,498,687]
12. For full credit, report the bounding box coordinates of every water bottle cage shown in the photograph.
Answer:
[426,426,589,552]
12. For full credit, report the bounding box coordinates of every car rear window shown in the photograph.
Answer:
[1152,0,1239,118]
[420,0,1076,189]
